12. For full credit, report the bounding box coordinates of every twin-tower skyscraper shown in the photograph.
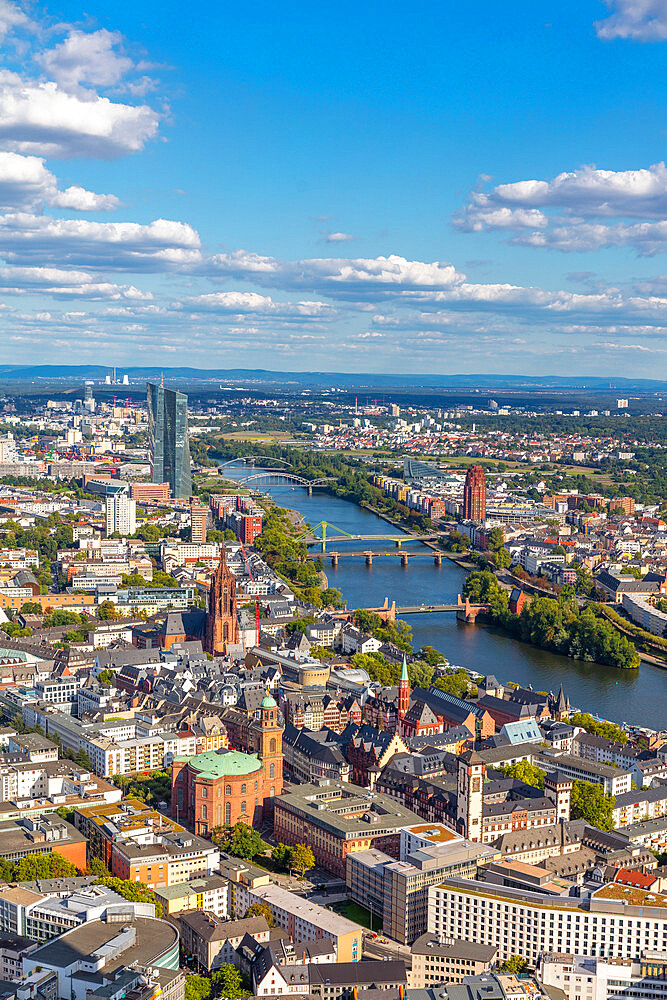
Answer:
[146,381,192,498]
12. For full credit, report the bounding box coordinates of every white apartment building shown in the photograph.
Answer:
[105,494,136,537]
[428,878,667,967]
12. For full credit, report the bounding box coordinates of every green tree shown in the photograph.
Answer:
[432,668,477,699]
[245,902,275,927]
[487,527,505,551]
[289,843,315,878]
[407,660,434,689]
[570,780,615,831]
[570,712,628,745]
[87,857,111,877]
[498,761,545,789]
[213,822,265,861]
[184,976,212,1000]
[419,645,446,667]
[494,547,512,569]
[211,965,249,1000]
[271,843,292,870]
[98,600,118,620]
[500,955,529,973]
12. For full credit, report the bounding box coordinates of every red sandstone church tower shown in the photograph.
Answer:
[204,545,240,654]
[463,465,486,520]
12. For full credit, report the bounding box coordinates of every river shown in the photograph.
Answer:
[219,466,666,729]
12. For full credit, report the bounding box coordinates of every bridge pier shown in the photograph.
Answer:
[331,553,338,567]
[434,552,442,566]
[365,552,373,566]
[395,539,402,548]
[307,485,312,496]
[400,552,409,566]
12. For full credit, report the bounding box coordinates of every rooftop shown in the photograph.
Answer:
[24,916,178,972]
[594,883,667,908]
[174,748,263,779]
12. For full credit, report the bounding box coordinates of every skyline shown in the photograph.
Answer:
[0,1,666,373]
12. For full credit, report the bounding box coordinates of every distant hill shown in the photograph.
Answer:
[0,365,665,392]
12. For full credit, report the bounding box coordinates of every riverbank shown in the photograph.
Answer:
[217,460,667,727]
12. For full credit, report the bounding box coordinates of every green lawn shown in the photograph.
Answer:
[330,900,378,929]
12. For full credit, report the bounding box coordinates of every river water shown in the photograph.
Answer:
[220,466,666,729]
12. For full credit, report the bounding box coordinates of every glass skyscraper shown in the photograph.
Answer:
[146,382,192,498]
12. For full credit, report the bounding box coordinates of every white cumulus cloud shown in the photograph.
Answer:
[0,71,160,159]
[38,29,133,91]
[595,0,667,40]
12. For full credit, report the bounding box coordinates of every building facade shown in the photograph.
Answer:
[147,381,192,499]
[204,547,240,654]
[463,465,487,521]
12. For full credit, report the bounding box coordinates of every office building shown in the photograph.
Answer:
[273,780,422,878]
[105,494,136,536]
[409,934,497,988]
[428,878,667,966]
[346,830,497,944]
[463,465,486,520]
[146,382,191,499]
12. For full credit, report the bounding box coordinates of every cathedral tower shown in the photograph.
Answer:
[204,545,239,654]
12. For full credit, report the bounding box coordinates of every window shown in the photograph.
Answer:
[241,801,247,813]
[225,802,231,825]
[202,804,207,820]
[270,738,276,753]
[241,784,247,794]
[270,763,275,779]
[225,784,231,795]
[201,786,207,798]
[270,786,275,797]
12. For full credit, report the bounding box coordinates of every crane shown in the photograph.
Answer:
[239,539,260,648]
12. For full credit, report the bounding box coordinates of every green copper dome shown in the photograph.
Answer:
[261,692,277,708]
[178,749,263,779]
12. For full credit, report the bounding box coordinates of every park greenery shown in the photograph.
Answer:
[92,875,164,917]
[112,771,172,806]
[463,571,640,670]
[252,506,343,608]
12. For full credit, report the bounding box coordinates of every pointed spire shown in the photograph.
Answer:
[400,653,409,683]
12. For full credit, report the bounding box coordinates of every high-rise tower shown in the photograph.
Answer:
[146,382,192,498]
[204,546,239,655]
[463,465,486,520]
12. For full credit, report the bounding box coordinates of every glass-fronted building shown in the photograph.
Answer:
[146,382,192,498]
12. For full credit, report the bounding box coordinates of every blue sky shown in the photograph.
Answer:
[1,0,667,374]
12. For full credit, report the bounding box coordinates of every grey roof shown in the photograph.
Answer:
[411,933,496,962]
[25,916,178,972]
[308,961,406,987]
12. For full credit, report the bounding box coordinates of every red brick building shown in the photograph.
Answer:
[171,694,283,833]
[463,465,486,521]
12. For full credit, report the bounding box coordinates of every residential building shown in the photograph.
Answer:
[409,934,497,988]
[153,874,230,918]
[105,494,136,536]
[223,877,362,963]
[177,912,270,971]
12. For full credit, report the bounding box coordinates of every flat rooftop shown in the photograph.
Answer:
[26,916,177,972]
[404,824,459,843]
[595,883,667,908]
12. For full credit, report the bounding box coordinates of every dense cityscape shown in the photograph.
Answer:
[0,0,666,999]
[0,372,662,1000]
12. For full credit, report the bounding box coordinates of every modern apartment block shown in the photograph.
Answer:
[146,381,191,499]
